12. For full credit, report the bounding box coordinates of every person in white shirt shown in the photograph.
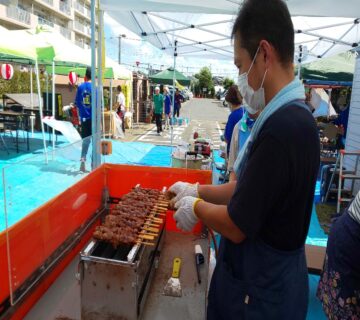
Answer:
[116,85,126,133]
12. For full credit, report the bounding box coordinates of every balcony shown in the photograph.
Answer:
[59,26,72,40]
[38,16,54,28]
[75,40,84,48]
[59,1,71,16]
[5,5,31,26]
[40,0,54,6]
[74,2,85,15]
[74,20,85,33]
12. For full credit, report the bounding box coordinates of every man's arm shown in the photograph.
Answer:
[195,201,245,244]
[198,181,236,205]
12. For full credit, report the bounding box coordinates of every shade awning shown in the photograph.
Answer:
[149,68,190,86]
[300,52,356,82]
[101,0,360,64]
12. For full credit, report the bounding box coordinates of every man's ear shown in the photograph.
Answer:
[259,40,273,69]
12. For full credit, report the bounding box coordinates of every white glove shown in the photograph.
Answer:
[174,196,203,231]
[169,181,199,202]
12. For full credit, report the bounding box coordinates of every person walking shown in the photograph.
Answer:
[75,67,93,172]
[163,86,172,130]
[153,87,164,135]
[116,85,126,134]
[173,88,183,118]
[168,0,320,318]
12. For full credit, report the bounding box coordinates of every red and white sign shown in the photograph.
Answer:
[68,71,78,85]
[1,64,14,80]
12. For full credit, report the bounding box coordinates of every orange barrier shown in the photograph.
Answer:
[0,166,105,312]
[0,164,211,318]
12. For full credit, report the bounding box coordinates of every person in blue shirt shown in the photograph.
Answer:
[163,86,172,129]
[75,67,92,172]
[224,85,244,156]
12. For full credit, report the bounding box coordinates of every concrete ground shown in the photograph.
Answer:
[121,98,229,149]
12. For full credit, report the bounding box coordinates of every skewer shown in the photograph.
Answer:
[139,230,158,237]
[142,226,159,233]
[136,241,155,246]
[148,217,163,223]
[154,203,168,209]
[143,222,160,228]
[152,210,167,215]
[138,234,155,240]
[152,207,167,213]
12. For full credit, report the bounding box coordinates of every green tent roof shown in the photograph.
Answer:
[300,52,356,82]
[45,65,114,79]
[149,68,190,86]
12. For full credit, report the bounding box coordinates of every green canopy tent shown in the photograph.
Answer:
[149,68,191,86]
[0,27,51,160]
[300,52,356,82]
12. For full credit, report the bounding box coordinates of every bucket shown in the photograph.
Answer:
[171,152,204,170]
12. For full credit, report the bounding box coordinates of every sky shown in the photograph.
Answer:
[104,14,238,79]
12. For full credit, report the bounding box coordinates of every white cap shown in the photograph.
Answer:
[155,86,160,91]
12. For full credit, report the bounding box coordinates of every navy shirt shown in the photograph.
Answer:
[75,82,92,120]
[228,105,320,251]
[224,107,244,154]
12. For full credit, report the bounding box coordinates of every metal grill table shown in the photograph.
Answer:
[142,231,209,320]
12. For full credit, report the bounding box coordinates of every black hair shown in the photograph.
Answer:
[117,85,122,92]
[85,67,92,80]
[232,0,294,65]
[225,85,242,105]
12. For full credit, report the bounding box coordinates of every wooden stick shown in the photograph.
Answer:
[139,231,158,237]
[142,226,159,233]
[149,217,163,223]
[136,241,155,246]
[138,234,155,240]
[154,204,168,209]
[150,211,166,216]
[144,222,160,228]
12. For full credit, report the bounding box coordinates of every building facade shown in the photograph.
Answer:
[0,0,98,49]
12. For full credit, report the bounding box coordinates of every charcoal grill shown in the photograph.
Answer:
[80,221,165,320]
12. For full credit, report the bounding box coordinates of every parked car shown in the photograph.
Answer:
[181,89,190,100]
[220,90,228,107]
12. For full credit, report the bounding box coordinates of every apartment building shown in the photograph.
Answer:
[0,0,98,49]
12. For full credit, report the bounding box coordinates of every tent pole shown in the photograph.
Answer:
[110,79,113,137]
[171,39,178,148]
[98,9,104,160]
[35,60,48,163]
[30,66,34,137]
[52,61,55,156]
[298,45,302,80]
[90,0,98,170]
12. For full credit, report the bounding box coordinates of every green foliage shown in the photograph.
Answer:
[0,70,51,100]
[194,67,214,97]
[223,77,235,90]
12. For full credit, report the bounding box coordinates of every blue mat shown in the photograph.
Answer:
[0,140,174,231]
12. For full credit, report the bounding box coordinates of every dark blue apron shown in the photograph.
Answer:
[208,100,311,320]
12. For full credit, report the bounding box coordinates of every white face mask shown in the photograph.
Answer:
[237,47,267,114]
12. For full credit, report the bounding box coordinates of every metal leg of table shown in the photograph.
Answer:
[0,134,9,154]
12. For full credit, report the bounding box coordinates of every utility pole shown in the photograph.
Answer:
[118,34,126,65]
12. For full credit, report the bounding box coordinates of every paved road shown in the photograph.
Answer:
[134,98,229,149]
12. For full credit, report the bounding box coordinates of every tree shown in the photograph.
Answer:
[223,77,235,90]
[0,69,51,101]
[194,67,214,97]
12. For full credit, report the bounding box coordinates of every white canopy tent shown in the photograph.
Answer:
[100,0,360,63]
[88,0,360,169]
